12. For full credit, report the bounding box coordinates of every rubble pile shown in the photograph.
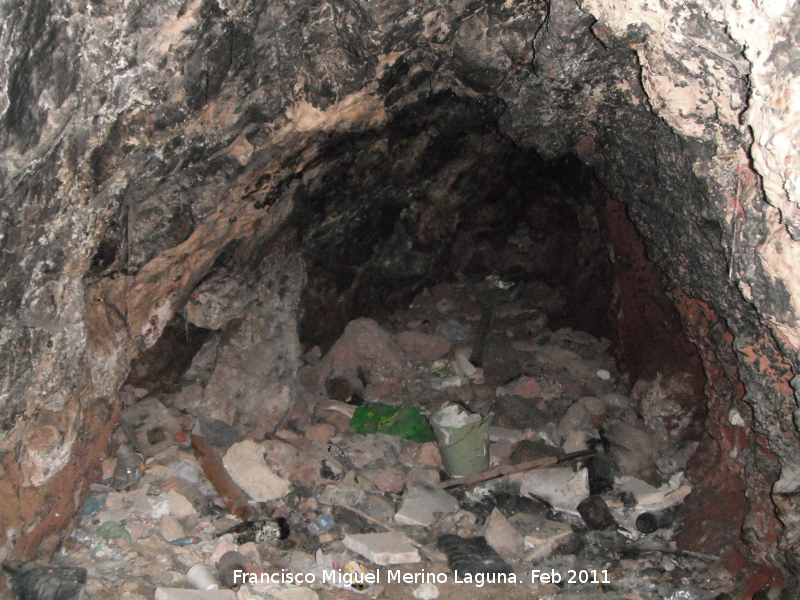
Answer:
[22,277,736,599]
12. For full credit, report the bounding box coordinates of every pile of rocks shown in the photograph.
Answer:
[22,277,735,599]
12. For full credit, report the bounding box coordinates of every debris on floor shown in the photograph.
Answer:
[33,276,738,599]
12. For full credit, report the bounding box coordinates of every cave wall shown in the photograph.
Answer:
[0,0,798,588]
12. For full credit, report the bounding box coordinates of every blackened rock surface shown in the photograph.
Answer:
[436,534,513,576]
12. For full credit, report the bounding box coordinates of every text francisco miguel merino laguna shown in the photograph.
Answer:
[232,568,611,587]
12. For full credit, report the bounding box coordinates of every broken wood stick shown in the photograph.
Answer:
[469,288,498,368]
[438,449,596,489]
[191,433,253,520]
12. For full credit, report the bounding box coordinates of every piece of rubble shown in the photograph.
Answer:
[209,536,236,567]
[435,319,472,343]
[318,482,364,507]
[394,331,453,361]
[620,474,692,511]
[482,508,525,559]
[522,519,575,561]
[191,417,242,449]
[324,373,364,402]
[502,376,542,399]
[314,400,355,432]
[222,440,291,502]
[562,429,595,454]
[160,515,186,542]
[494,396,551,429]
[359,467,405,494]
[414,442,443,467]
[161,489,198,519]
[520,468,590,514]
[603,419,662,480]
[312,318,410,396]
[453,348,484,382]
[343,532,421,565]
[395,480,459,526]
[556,397,606,440]
[120,398,182,457]
[510,439,562,464]
[306,423,336,444]
[488,426,522,444]
[436,534,512,575]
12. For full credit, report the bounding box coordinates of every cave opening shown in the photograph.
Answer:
[103,91,721,597]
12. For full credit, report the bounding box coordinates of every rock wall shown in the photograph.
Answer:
[0,0,798,589]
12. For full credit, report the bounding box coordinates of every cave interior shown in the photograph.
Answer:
[0,0,799,598]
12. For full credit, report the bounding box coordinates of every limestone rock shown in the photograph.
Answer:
[313,318,411,397]
[222,441,291,502]
[395,480,459,527]
[482,508,525,559]
[521,468,590,514]
[343,532,421,565]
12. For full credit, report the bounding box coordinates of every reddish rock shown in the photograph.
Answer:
[394,331,453,361]
[306,423,336,444]
[361,467,405,494]
[313,318,410,396]
[504,376,542,399]
[414,442,443,468]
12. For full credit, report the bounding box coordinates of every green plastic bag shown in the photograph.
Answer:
[350,402,434,443]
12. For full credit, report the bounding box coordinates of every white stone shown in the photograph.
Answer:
[488,426,522,444]
[343,532,420,565]
[209,536,237,567]
[394,480,459,526]
[160,514,185,542]
[482,508,524,558]
[222,440,291,502]
[562,429,593,454]
[163,489,198,519]
[596,369,611,380]
[521,468,590,514]
[523,520,574,561]
[413,582,440,599]
[728,408,746,427]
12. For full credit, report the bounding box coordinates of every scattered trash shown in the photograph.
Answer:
[81,493,107,515]
[168,536,201,546]
[186,562,220,590]
[4,562,87,600]
[94,521,131,542]
[218,517,291,544]
[308,514,335,535]
[48,275,725,598]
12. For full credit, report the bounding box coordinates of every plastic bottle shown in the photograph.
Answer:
[308,514,335,535]
[111,445,142,491]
